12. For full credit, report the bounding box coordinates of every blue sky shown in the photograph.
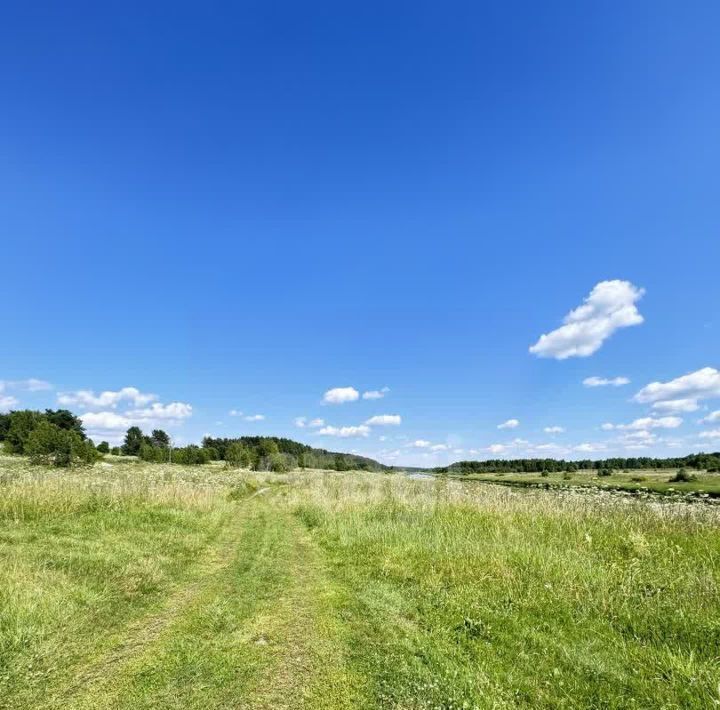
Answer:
[1,1,719,466]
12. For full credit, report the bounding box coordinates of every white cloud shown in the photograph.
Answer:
[633,367,720,413]
[58,386,157,410]
[574,442,607,453]
[487,444,506,454]
[323,387,360,404]
[601,416,683,431]
[127,402,193,420]
[529,280,644,359]
[543,426,565,433]
[2,378,53,392]
[497,418,519,430]
[80,411,132,430]
[365,414,402,426]
[651,399,699,413]
[411,440,432,448]
[295,416,324,428]
[316,425,370,438]
[229,409,243,417]
[700,410,720,424]
[583,376,630,387]
[362,387,390,400]
[244,414,265,422]
[699,429,720,439]
[0,395,20,412]
[429,444,448,451]
[535,443,566,452]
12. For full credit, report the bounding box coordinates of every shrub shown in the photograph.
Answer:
[562,472,572,480]
[597,468,613,477]
[225,442,252,469]
[25,421,99,467]
[630,475,647,482]
[669,468,697,483]
[96,441,110,454]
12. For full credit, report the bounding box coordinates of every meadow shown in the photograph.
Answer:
[1,454,719,708]
[456,468,720,498]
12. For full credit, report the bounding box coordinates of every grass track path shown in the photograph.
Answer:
[44,491,359,710]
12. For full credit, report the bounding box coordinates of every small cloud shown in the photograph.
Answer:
[323,387,360,405]
[700,410,720,424]
[497,419,519,430]
[574,442,607,453]
[699,429,720,439]
[229,409,243,417]
[58,386,157,410]
[365,414,402,426]
[487,444,506,454]
[583,376,630,387]
[530,280,644,359]
[295,416,324,428]
[543,426,565,433]
[429,444,448,451]
[244,414,265,422]
[602,416,682,431]
[411,440,431,448]
[633,367,720,413]
[317,424,370,438]
[362,387,390,400]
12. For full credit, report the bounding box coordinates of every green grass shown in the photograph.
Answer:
[1,456,719,708]
[455,468,720,498]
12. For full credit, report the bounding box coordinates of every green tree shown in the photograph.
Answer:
[44,409,86,439]
[5,410,44,454]
[122,426,144,456]
[96,441,110,454]
[225,442,251,468]
[151,429,170,448]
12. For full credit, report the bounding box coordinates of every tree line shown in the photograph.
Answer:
[0,407,387,471]
[436,452,720,475]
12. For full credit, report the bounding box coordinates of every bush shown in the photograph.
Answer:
[4,411,44,453]
[96,441,110,454]
[171,445,210,465]
[25,421,99,467]
[669,468,697,483]
[225,442,252,469]
[630,475,647,482]
[597,468,613,477]
[562,472,572,480]
[540,470,549,478]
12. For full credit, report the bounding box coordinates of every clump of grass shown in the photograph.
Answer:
[669,468,697,483]
[630,475,647,482]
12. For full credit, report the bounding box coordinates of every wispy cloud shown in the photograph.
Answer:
[583,376,630,387]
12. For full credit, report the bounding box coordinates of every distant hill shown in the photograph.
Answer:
[201,435,389,472]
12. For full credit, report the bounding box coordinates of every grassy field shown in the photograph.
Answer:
[1,456,719,708]
[454,468,720,498]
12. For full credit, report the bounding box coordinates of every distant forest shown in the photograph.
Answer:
[437,452,720,475]
[0,408,387,471]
